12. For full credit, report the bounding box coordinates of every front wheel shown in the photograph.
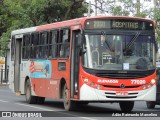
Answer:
[78,101,89,105]
[63,84,76,111]
[146,101,156,109]
[119,101,134,112]
[25,80,37,104]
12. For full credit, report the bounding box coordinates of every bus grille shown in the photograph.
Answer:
[95,72,148,79]
[106,96,137,99]
[103,85,140,88]
[105,92,138,95]
[105,92,138,99]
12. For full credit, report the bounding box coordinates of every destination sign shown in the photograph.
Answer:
[85,19,154,30]
[112,21,138,29]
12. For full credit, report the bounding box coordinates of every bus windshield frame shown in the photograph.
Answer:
[82,18,156,71]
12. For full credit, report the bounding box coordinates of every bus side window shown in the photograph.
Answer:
[63,29,70,58]
[22,34,30,59]
[11,36,15,61]
[31,32,39,59]
[48,30,57,58]
[40,32,48,59]
[58,29,70,58]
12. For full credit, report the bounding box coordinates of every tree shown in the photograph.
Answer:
[95,0,152,17]
[0,0,87,56]
[153,8,160,41]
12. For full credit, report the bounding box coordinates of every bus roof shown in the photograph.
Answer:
[11,16,154,36]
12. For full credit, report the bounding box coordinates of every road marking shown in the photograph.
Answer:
[15,103,54,111]
[0,99,9,103]
[80,117,97,120]
[15,103,97,120]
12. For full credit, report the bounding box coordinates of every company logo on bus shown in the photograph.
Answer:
[97,79,118,83]
[120,84,125,88]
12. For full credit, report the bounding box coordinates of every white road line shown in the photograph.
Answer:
[15,103,54,111]
[15,103,97,120]
[80,117,97,120]
[0,99,9,103]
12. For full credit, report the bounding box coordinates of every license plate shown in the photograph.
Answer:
[116,92,128,96]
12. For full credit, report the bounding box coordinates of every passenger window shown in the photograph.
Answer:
[39,32,48,58]
[22,34,31,59]
[58,29,70,58]
[30,33,39,59]
[11,36,15,61]
[48,31,58,58]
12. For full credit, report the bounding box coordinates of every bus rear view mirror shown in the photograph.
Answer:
[79,47,86,56]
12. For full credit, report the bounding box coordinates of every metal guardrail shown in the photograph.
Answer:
[0,69,9,84]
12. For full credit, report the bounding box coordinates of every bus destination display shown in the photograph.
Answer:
[85,19,154,30]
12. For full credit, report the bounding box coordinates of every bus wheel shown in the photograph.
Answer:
[146,101,156,109]
[37,97,45,104]
[25,80,37,104]
[78,101,89,105]
[63,84,76,111]
[119,101,134,112]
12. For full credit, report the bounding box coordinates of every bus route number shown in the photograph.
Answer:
[131,80,146,84]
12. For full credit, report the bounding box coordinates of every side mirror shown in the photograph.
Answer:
[79,46,87,56]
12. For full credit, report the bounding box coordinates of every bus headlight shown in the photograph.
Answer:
[151,79,156,84]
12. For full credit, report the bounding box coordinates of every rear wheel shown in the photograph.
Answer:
[119,101,134,112]
[146,101,156,109]
[63,84,76,111]
[25,80,37,104]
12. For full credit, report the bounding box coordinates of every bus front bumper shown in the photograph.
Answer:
[80,84,156,101]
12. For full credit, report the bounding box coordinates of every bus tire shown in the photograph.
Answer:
[37,97,45,104]
[63,84,76,111]
[146,101,156,109]
[78,101,89,105]
[25,80,37,104]
[119,101,134,112]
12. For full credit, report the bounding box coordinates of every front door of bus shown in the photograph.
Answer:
[14,35,22,93]
[71,30,81,98]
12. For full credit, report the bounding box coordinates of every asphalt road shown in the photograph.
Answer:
[0,85,160,120]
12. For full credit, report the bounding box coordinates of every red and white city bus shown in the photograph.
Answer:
[9,16,157,112]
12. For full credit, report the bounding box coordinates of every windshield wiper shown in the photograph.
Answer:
[126,32,140,50]
[104,39,112,51]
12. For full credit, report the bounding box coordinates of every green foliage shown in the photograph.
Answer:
[96,0,151,18]
[154,8,160,42]
[0,0,87,56]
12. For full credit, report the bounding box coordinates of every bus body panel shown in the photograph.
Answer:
[80,84,156,101]
[29,59,70,99]
[9,59,32,94]
[19,61,31,94]
[78,64,156,101]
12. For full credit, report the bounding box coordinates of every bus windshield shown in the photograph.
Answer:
[82,33,155,70]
